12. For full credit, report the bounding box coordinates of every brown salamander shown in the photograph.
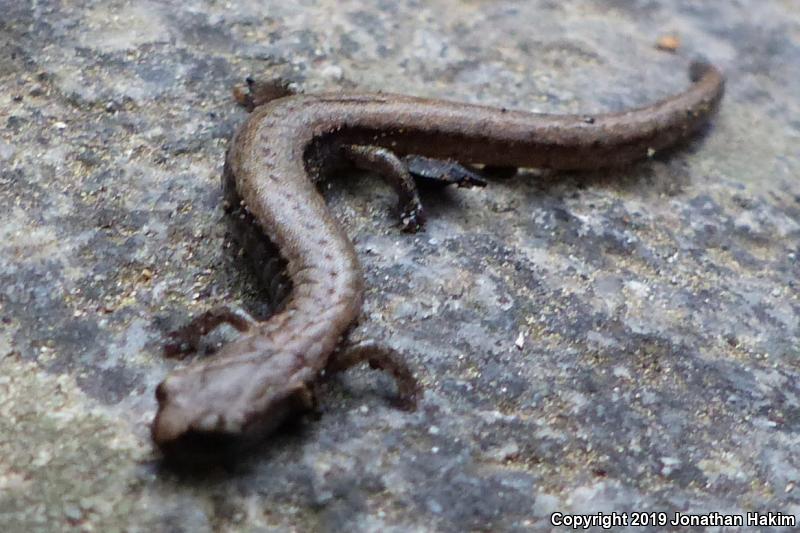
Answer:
[152,61,724,459]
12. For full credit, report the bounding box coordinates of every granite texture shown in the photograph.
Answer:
[1,0,799,531]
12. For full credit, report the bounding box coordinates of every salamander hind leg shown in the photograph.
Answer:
[232,77,296,112]
[326,340,421,411]
[342,145,426,233]
[164,306,256,358]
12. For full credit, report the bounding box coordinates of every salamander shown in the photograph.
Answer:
[152,61,724,459]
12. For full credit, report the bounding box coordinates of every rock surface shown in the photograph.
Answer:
[1,0,798,531]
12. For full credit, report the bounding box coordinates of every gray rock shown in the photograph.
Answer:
[1,0,798,531]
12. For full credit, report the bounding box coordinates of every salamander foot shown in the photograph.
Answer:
[327,340,421,411]
[163,306,256,358]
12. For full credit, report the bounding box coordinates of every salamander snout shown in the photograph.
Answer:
[151,356,318,462]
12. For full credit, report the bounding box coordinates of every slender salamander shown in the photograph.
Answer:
[152,61,724,459]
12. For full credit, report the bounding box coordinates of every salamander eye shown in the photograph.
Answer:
[156,374,190,403]
[155,380,171,402]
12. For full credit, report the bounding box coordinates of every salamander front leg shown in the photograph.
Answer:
[342,145,426,232]
[326,340,421,411]
[164,307,256,358]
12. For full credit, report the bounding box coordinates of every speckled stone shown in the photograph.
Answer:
[1,1,798,531]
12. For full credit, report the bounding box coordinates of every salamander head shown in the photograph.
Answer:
[151,355,315,462]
